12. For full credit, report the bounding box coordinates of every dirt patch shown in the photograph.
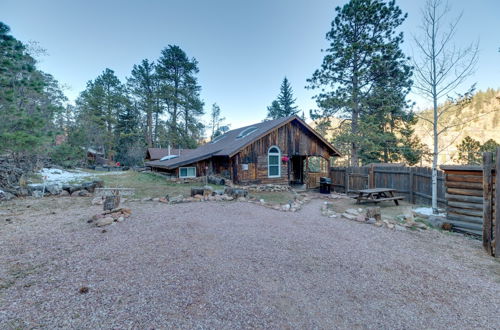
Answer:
[0,197,498,328]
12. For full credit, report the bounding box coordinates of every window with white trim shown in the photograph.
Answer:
[179,167,196,178]
[268,146,281,178]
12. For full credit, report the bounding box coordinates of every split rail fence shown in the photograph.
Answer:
[329,165,446,207]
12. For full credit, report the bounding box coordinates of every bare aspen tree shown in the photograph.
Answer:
[412,0,479,214]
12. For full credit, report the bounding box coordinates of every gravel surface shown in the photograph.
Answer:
[1,197,499,329]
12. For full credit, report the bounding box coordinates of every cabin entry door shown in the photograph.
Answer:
[290,156,305,184]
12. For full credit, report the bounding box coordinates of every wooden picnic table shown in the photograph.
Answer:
[355,188,404,205]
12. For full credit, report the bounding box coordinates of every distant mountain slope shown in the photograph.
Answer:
[414,88,500,165]
[308,88,500,166]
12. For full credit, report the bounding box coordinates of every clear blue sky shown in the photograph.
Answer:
[2,0,499,129]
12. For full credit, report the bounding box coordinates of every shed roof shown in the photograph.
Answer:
[146,115,341,170]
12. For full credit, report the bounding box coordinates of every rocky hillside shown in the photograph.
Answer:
[308,88,500,166]
[414,88,500,165]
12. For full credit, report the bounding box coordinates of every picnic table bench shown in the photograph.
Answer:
[354,188,404,205]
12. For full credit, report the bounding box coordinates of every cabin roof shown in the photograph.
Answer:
[146,148,192,160]
[146,115,341,169]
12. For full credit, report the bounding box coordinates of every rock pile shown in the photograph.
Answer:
[89,207,132,227]
[27,180,103,198]
[332,206,430,231]
[245,184,290,192]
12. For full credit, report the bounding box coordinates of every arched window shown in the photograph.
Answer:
[268,146,281,178]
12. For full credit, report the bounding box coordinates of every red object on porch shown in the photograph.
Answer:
[281,156,289,162]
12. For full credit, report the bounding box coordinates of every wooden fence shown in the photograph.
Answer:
[329,165,446,207]
[482,151,499,257]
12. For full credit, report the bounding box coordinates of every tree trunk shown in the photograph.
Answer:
[146,108,153,147]
[431,12,439,215]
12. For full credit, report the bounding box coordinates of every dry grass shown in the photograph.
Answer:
[98,171,224,198]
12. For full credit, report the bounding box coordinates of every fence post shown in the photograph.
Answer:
[483,152,493,255]
[344,168,349,194]
[495,148,500,257]
[409,167,414,204]
[369,164,375,189]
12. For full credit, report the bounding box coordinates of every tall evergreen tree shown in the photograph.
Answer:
[0,22,65,164]
[115,98,144,165]
[127,59,158,147]
[75,68,126,159]
[307,0,413,166]
[156,45,204,148]
[266,77,299,119]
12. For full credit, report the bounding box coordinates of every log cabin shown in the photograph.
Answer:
[146,115,341,187]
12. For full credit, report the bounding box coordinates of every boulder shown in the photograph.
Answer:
[27,184,44,193]
[224,187,248,198]
[345,208,359,216]
[81,182,96,193]
[170,195,184,204]
[93,179,104,188]
[342,213,357,220]
[78,190,91,197]
[91,197,103,205]
[0,190,15,201]
[68,185,82,194]
[355,214,366,222]
[395,224,407,231]
[32,190,43,198]
[191,187,205,197]
[427,215,445,228]
[366,217,376,224]
[96,217,114,227]
[59,190,70,197]
[45,184,62,195]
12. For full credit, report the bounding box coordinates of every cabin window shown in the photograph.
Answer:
[268,146,281,178]
[179,167,196,178]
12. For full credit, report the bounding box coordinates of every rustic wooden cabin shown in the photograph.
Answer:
[146,115,341,186]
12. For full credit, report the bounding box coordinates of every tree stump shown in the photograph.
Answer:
[104,195,120,211]
[366,207,381,221]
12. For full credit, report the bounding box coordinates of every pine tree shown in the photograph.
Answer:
[75,68,126,160]
[457,136,481,164]
[156,45,204,148]
[480,139,500,153]
[0,22,65,165]
[266,77,299,119]
[127,59,158,147]
[307,0,413,166]
[115,99,144,165]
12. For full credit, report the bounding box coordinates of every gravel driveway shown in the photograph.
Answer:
[1,198,499,329]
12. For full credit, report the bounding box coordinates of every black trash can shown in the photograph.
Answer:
[320,177,332,194]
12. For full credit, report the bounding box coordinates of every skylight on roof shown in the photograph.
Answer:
[236,126,258,139]
[211,134,226,143]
